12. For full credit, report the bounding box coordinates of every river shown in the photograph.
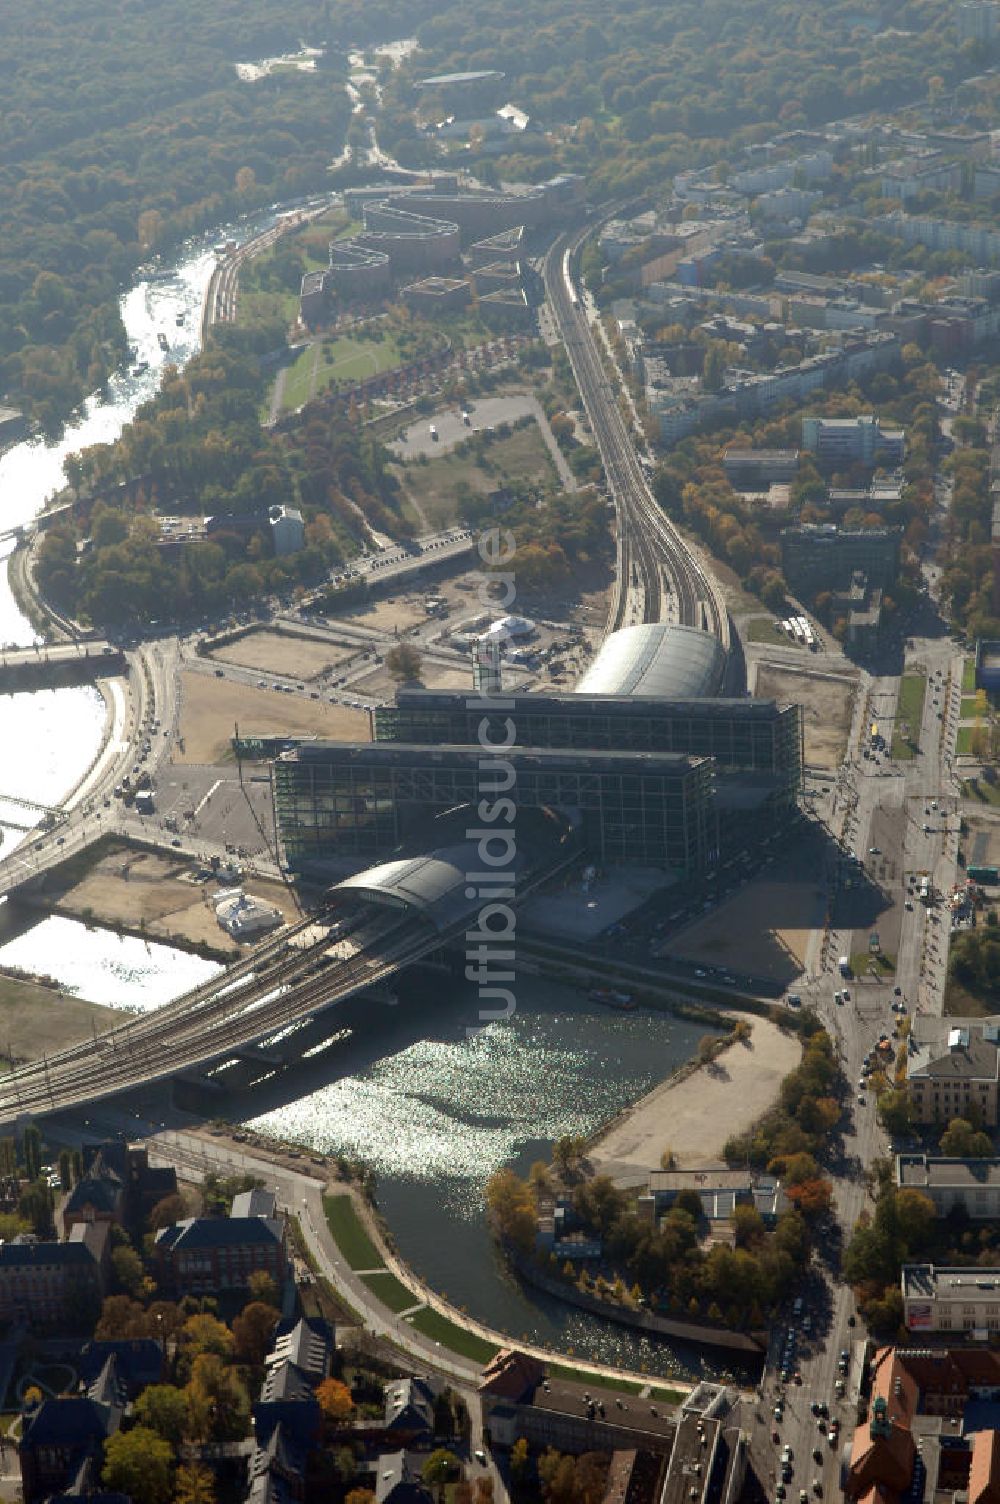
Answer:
[0,205,741,1382]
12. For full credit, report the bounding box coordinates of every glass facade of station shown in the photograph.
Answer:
[375,691,803,798]
[273,743,715,875]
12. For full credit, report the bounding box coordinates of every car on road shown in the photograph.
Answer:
[782,1447,793,1464]
[474,1450,487,1466]
[857,1093,866,1104]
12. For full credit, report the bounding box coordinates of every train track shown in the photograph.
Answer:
[543,230,728,651]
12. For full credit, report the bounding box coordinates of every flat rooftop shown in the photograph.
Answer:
[392,689,793,721]
[902,1265,1000,1298]
[418,70,505,86]
[898,1155,1000,1191]
[530,1376,678,1444]
[282,741,709,775]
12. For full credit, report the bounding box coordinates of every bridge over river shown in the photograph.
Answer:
[0,809,579,1126]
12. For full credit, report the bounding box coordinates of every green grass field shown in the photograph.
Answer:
[961,696,988,719]
[850,950,895,977]
[891,674,926,760]
[362,1271,419,1313]
[743,616,793,646]
[962,777,1000,806]
[957,726,981,755]
[322,1195,385,1270]
[405,1307,500,1364]
[393,422,558,529]
[963,658,977,692]
[282,330,404,411]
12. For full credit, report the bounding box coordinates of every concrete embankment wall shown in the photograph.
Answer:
[511,1252,766,1357]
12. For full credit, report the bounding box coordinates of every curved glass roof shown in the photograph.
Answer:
[334,849,474,930]
[575,623,726,701]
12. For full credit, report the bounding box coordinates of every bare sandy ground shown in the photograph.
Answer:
[176,673,369,763]
[590,1017,802,1182]
[332,598,427,633]
[209,630,354,679]
[44,844,296,957]
[756,664,857,770]
[670,879,826,982]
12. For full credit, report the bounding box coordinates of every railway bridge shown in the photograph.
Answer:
[0,808,580,1126]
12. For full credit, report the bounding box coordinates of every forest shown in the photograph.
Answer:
[33,350,404,627]
[0,0,349,433]
[3,0,991,442]
[353,0,976,190]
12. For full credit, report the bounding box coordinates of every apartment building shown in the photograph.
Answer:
[906,1021,1000,1127]
[902,1265,1000,1334]
[896,1155,1000,1219]
[801,414,905,465]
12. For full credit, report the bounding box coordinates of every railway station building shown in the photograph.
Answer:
[273,742,715,873]
[271,622,804,877]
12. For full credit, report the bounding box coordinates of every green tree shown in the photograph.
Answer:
[112,1245,147,1299]
[22,1125,42,1182]
[0,1138,16,1178]
[184,1353,250,1443]
[385,642,423,682]
[18,1181,54,1239]
[103,1426,174,1504]
[878,1089,913,1138]
[940,1117,994,1158]
[422,1450,461,1495]
[134,1384,190,1446]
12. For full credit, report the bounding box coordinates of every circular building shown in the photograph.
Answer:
[575,622,727,701]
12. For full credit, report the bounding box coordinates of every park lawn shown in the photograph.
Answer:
[957,726,979,755]
[743,616,788,645]
[961,696,988,719]
[281,330,403,411]
[405,1307,500,1364]
[323,1195,385,1270]
[963,658,977,692]
[393,422,559,529]
[891,673,926,759]
[962,778,1000,806]
[850,950,895,978]
[362,1271,420,1313]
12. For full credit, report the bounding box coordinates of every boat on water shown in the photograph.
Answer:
[175,313,185,326]
[588,988,636,1010]
[157,331,170,352]
[131,361,149,376]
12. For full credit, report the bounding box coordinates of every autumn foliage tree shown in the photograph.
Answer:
[232,1301,280,1368]
[316,1378,354,1425]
